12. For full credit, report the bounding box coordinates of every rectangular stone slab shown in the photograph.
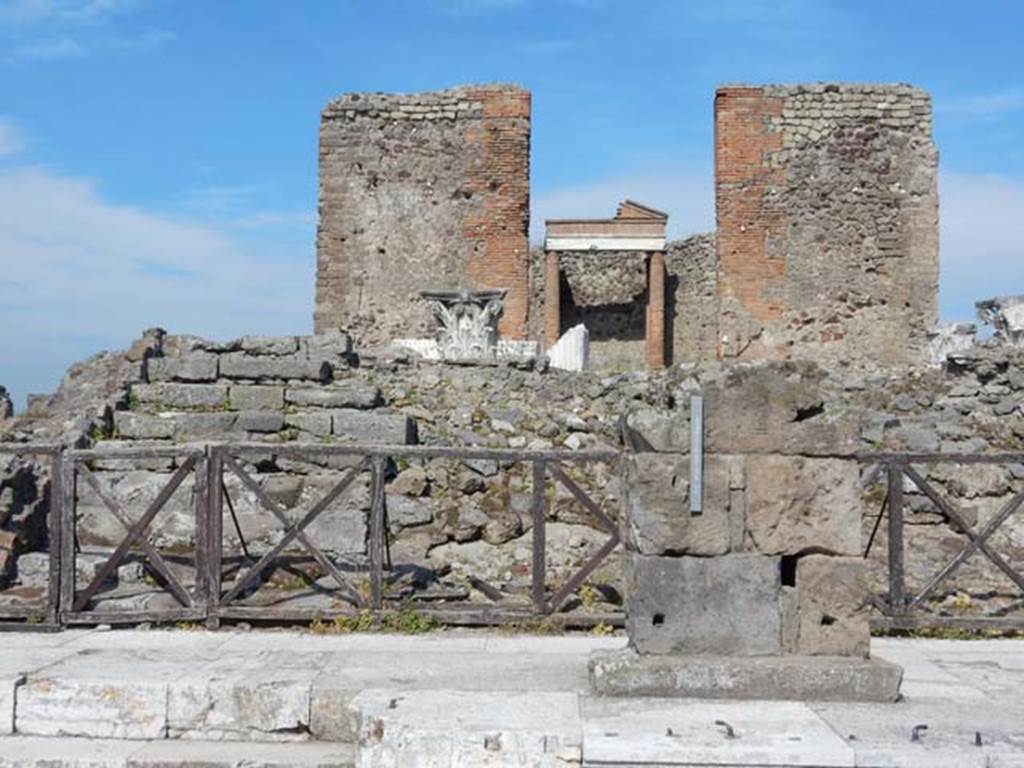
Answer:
[625,552,782,656]
[582,697,855,766]
[350,688,581,768]
[589,648,903,702]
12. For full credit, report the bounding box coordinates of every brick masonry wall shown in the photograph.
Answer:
[315,85,530,345]
[715,84,939,368]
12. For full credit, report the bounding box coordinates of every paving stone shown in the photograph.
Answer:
[167,656,320,742]
[16,671,169,739]
[0,736,356,768]
[229,384,285,410]
[625,552,782,656]
[131,383,228,409]
[351,689,581,768]
[623,453,732,556]
[0,674,18,735]
[145,353,219,383]
[581,697,855,766]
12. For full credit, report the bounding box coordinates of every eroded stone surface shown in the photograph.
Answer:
[625,552,782,656]
[623,453,731,556]
[796,555,871,658]
[745,456,861,556]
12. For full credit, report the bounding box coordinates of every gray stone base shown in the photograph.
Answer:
[589,649,903,702]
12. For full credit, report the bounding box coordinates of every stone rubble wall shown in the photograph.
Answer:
[666,233,718,365]
[715,83,938,369]
[559,252,648,307]
[315,84,531,344]
[1,331,1023,621]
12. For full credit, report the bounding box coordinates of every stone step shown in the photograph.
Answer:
[0,735,355,767]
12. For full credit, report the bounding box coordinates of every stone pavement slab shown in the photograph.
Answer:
[581,697,855,767]
[0,734,356,767]
[0,631,1022,765]
[351,688,582,768]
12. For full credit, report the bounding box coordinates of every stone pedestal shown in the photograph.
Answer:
[595,368,902,702]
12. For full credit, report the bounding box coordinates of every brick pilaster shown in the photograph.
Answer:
[645,251,666,369]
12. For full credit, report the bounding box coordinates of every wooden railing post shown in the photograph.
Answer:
[58,456,76,621]
[369,455,386,610]
[887,461,906,615]
[205,447,223,628]
[46,451,63,626]
[531,460,547,614]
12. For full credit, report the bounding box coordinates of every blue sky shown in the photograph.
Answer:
[1,0,1023,409]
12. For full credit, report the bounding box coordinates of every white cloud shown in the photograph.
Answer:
[940,87,1024,121]
[10,34,84,60]
[939,171,1024,322]
[530,166,715,243]
[0,117,23,156]
[0,0,137,24]
[0,166,312,409]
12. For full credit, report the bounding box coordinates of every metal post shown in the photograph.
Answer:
[690,395,704,515]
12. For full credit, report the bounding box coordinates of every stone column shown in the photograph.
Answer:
[645,251,666,369]
[544,251,561,350]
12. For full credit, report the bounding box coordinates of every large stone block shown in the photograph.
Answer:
[796,555,870,657]
[332,411,417,444]
[113,412,175,440]
[235,410,285,434]
[132,382,228,409]
[285,412,332,437]
[702,363,859,456]
[240,335,299,356]
[304,332,353,360]
[622,408,690,453]
[623,454,731,556]
[286,383,382,409]
[229,385,285,410]
[146,353,219,383]
[745,456,861,556]
[219,353,332,383]
[171,412,238,440]
[625,553,781,656]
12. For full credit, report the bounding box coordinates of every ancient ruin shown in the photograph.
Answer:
[2,80,1023,723]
